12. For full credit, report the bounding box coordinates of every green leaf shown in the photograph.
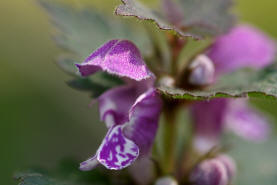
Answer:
[39,0,153,58]
[67,73,124,98]
[57,55,79,76]
[158,64,277,100]
[178,0,235,37]
[115,0,235,39]
[57,53,124,99]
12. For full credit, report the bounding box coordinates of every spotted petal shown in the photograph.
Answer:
[98,85,140,128]
[80,125,139,170]
[76,39,154,81]
[124,88,162,155]
[208,25,276,75]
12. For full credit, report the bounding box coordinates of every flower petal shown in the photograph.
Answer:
[80,155,99,171]
[98,85,140,128]
[208,25,276,75]
[76,39,154,81]
[225,99,270,142]
[124,88,162,155]
[190,99,228,152]
[80,125,139,171]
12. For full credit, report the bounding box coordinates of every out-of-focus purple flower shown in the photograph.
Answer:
[190,155,236,185]
[191,98,270,152]
[190,25,275,152]
[190,99,228,152]
[77,40,162,170]
[190,158,228,185]
[216,154,236,182]
[207,25,276,76]
[225,99,270,142]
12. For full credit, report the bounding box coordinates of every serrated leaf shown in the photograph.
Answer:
[39,0,153,58]
[158,64,277,100]
[115,0,235,39]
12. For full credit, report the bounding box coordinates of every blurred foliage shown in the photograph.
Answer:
[0,0,277,185]
[226,135,277,185]
[14,159,132,185]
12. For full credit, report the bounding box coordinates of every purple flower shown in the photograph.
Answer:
[207,25,276,76]
[190,25,275,152]
[76,40,162,170]
[190,155,236,185]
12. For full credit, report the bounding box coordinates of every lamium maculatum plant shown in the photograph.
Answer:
[15,0,277,185]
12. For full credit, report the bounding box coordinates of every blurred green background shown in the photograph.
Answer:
[0,0,277,185]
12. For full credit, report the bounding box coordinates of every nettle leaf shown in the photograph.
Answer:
[40,1,152,98]
[178,0,235,36]
[39,0,153,57]
[158,64,277,100]
[67,74,124,98]
[115,0,235,39]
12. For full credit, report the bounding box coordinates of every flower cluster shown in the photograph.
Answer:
[68,1,276,185]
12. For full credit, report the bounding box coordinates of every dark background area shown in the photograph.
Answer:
[0,0,276,184]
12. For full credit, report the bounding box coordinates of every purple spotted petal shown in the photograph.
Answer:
[208,25,276,75]
[80,125,139,171]
[124,88,162,155]
[225,99,270,142]
[98,78,154,128]
[98,85,140,128]
[190,99,228,152]
[76,40,154,81]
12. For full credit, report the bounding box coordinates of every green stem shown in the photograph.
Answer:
[160,100,179,174]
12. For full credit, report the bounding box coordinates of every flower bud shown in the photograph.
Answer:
[158,76,175,87]
[155,176,178,185]
[216,155,236,181]
[188,55,215,86]
[190,159,228,185]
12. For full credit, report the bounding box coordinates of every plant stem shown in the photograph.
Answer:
[167,34,187,76]
[161,99,180,174]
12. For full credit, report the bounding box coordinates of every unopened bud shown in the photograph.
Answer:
[155,176,178,185]
[158,76,175,87]
[216,155,236,182]
[188,55,215,86]
[190,159,228,185]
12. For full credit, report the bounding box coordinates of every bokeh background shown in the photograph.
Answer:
[1,0,277,185]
